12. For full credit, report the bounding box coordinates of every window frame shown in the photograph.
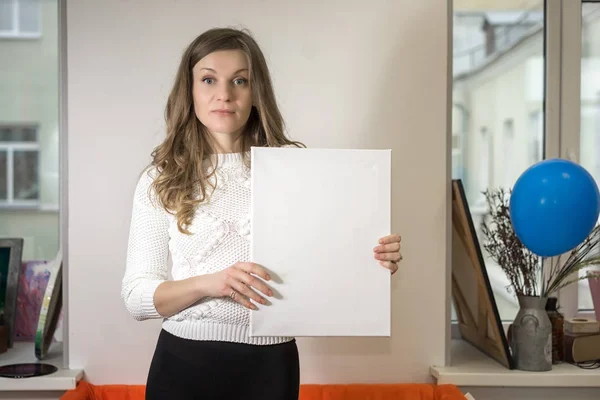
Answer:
[450,0,598,338]
[0,125,41,209]
[556,0,600,318]
[0,0,42,39]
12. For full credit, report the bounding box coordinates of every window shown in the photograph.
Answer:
[478,127,490,203]
[0,125,40,207]
[576,1,600,313]
[453,0,600,324]
[452,0,545,322]
[451,103,468,181]
[0,0,41,39]
[529,110,544,164]
[0,0,58,263]
[502,119,515,188]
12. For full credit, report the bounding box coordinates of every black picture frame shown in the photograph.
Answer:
[0,238,24,348]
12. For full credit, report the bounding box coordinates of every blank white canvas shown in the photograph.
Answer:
[249,147,391,337]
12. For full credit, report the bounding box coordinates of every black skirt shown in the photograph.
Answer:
[145,329,300,400]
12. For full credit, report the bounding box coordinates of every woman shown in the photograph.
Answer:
[121,27,403,400]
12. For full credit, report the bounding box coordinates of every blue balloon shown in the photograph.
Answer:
[509,158,600,257]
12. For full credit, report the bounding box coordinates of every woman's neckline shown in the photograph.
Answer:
[206,151,249,165]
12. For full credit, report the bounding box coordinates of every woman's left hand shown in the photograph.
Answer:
[373,234,402,274]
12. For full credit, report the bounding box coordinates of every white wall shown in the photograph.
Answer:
[66,0,451,385]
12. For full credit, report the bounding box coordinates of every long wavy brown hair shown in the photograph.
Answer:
[149,28,303,234]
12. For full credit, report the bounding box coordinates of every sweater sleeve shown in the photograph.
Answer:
[121,168,170,321]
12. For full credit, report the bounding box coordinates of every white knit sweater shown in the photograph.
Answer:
[121,152,293,345]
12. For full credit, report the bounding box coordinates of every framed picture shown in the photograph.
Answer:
[0,238,24,348]
[35,250,63,360]
[451,180,514,369]
[15,260,53,342]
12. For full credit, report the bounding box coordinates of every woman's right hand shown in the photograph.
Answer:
[204,262,274,310]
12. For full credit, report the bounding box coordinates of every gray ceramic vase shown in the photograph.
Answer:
[509,295,552,371]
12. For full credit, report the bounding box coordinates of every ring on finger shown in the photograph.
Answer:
[230,290,236,300]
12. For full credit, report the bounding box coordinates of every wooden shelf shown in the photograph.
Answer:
[0,341,83,391]
[430,339,600,388]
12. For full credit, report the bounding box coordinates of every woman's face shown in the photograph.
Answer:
[192,50,253,146]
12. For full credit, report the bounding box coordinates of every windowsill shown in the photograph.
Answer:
[0,34,41,40]
[0,341,83,391]
[430,339,600,388]
[0,204,59,212]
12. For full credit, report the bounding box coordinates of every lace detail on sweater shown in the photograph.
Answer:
[121,152,291,345]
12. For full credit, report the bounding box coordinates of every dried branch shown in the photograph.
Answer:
[480,188,541,297]
[543,226,600,297]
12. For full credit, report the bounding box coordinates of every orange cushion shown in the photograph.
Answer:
[299,384,464,400]
[60,381,465,400]
[60,382,145,400]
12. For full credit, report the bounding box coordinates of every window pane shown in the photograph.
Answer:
[453,0,545,322]
[0,0,59,262]
[0,151,6,200]
[0,126,37,142]
[13,150,38,200]
[0,0,14,32]
[578,1,600,311]
[21,126,37,141]
[18,0,40,33]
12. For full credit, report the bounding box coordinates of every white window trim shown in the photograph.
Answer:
[0,0,42,39]
[550,0,594,318]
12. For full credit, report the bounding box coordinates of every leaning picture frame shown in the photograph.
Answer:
[451,180,514,369]
[35,249,62,360]
[0,238,24,348]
